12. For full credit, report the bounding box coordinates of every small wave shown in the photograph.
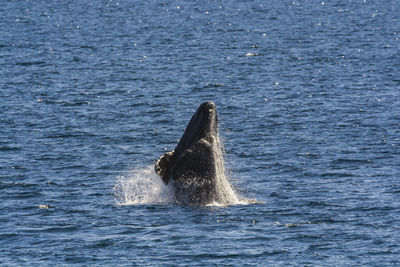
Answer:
[205,197,262,207]
[15,61,46,66]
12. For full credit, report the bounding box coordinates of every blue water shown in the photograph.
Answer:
[1,0,399,265]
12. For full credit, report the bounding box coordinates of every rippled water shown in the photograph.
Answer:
[1,0,399,265]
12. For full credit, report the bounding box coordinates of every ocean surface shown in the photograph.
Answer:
[1,0,399,265]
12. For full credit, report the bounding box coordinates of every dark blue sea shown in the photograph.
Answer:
[1,0,399,265]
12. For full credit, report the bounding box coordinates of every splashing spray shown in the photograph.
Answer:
[208,134,241,206]
[113,135,254,206]
[113,166,175,205]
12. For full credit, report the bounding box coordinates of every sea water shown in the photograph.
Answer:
[1,0,399,265]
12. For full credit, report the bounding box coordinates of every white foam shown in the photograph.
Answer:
[113,165,175,205]
[211,134,241,205]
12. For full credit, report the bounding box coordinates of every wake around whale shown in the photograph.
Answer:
[155,101,238,205]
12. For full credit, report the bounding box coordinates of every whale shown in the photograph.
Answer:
[155,101,226,205]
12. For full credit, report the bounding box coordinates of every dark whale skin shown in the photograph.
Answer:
[155,101,219,205]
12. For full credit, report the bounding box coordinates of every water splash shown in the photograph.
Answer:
[208,134,261,206]
[113,165,175,205]
[114,136,258,206]
[211,134,241,205]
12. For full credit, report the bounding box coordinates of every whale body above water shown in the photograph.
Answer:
[155,101,236,205]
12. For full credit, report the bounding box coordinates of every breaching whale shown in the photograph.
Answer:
[155,101,233,205]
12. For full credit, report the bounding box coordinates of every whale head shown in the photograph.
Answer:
[174,101,218,155]
[155,101,219,186]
